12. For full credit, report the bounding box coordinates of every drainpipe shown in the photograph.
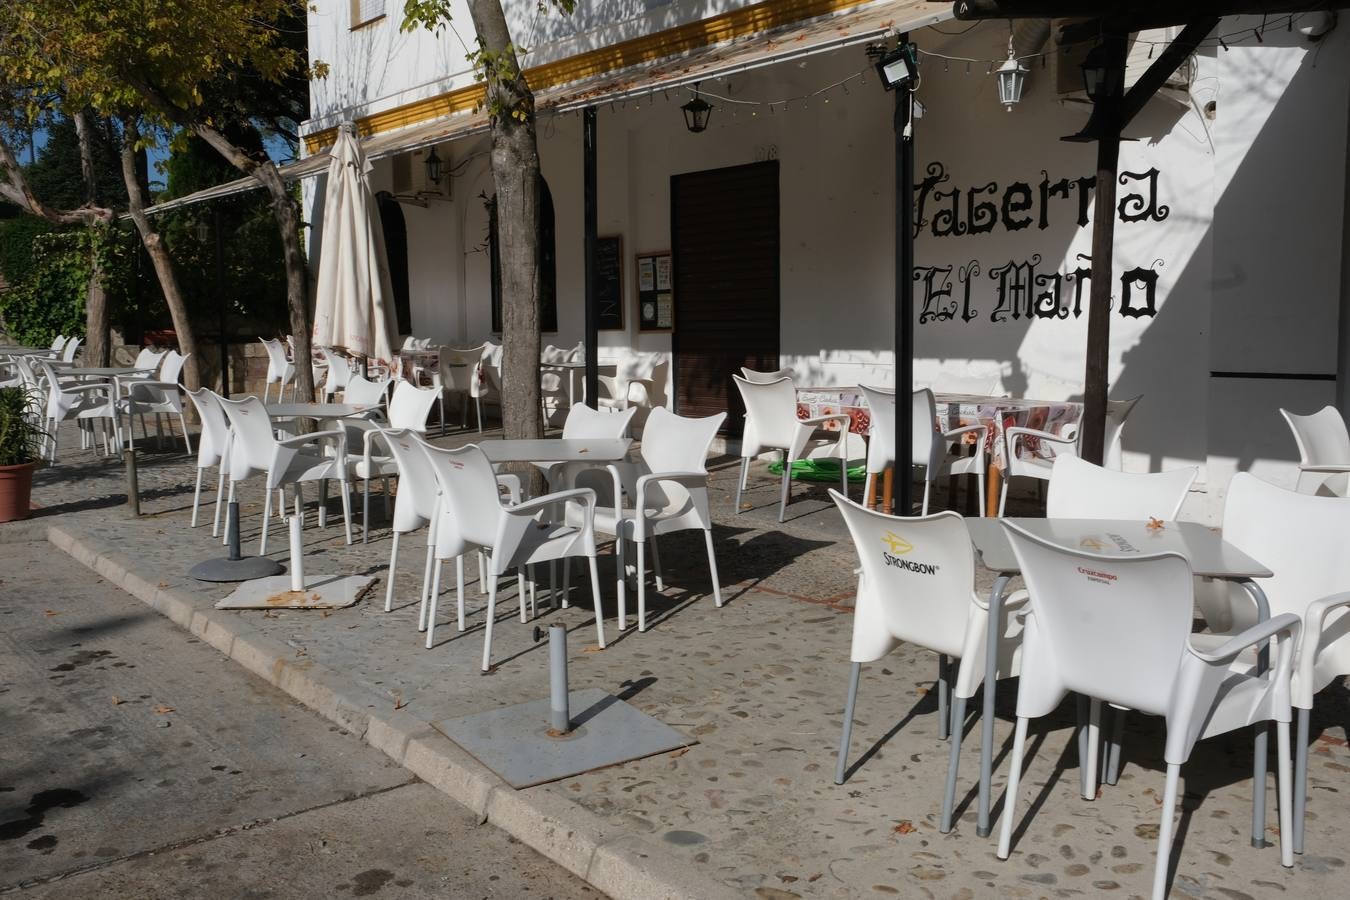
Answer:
[1337,82,1350,418]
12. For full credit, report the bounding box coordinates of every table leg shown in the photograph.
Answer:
[986,464,1003,518]
[979,574,1012,838]
[1240,578,1272,848]
[866,471,877,510]
[881,467,894,515]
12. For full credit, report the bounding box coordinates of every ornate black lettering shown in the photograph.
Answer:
[989,256,1039,322]
[1117,168,1170,223]
[1039,170,1070,230]
[1074,176,1096,227]
[931,186,966,237]
[1119,261,1163,318]
[1066,254,1092,319]
[1033,271,1066,319]
[1001,182,1033,231]
[916,266,957,323]
[913,162,949,238]
[959,260,981,322]
[966,182,998,235]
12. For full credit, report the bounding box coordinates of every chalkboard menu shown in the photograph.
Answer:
[596,235,623,331]
[636,250,673,332]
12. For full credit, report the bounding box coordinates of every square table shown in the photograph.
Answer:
[265,402,374,420]
[475,438,631,464]
[950,518,1274,844]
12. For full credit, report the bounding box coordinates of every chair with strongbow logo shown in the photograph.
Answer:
[1045,454,1197,794]
[416,438,603,669]
[734,374,850,522]
[830,492,1030,811]
[1190,473,1350,856]
[860,385,989,516]
[1000,394,1141,516]
[998,521,1298,899]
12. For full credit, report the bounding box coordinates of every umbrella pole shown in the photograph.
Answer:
[894,41,915,517]
[583,106,599,409]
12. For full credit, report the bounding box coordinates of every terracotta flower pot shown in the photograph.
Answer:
[0,461,37,523]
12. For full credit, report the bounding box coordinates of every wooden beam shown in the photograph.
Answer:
[1119,18,1221,127]
[950,0,1344,21]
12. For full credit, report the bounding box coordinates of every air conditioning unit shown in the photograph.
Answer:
[1056,25,1193,108]
[391,143,451,202]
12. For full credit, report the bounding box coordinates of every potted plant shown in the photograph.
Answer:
[0,386,44,522]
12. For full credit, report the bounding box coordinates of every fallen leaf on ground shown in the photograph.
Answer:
[669,746,690,758]
[262,610,279,619]
[294,648,307,657]
[583,645,603,653]
[111,695,124,706]
[43,609,59,617]
[394,697,408,710]
[153,705,175,714]
[893,820,917,835]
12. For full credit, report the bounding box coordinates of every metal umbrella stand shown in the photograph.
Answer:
[189,500,285,582]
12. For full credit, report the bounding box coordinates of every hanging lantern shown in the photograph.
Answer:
[424,145,443,186]
[681,83,713,133]
[1081,42,1125,101]
[995,35,1028,111]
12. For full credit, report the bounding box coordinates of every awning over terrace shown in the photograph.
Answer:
[142,0,951,215]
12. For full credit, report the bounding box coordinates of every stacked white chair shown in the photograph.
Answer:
[997,520,1298,899]
[733,374,850,522]
[217,395,353,553]
[418,439,604,668]
[581,407,725,632]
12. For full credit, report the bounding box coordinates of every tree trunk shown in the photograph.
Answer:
[0,132,111,227]
[74,110,110,367]
[119,119,202,391]
[468,0,543,448]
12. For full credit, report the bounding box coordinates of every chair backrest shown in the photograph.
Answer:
[860,384,896,472]
[14,356,41,392]
[1102,395,1141,467]
[387,380,438,431]
[416,439,502,552]
[640,406,724,473]
[541,344,565,363]
[565,342,584,363]
[481,342,503,393]
[1216,474,1350,697]
[561,403,636,439]
[320,348,352,390]
[440,343,486,393]
[1045,455,1196,520]
[832,491,978,662]
[1280,405,1350,467]
[377,427,440,530]
[50,335,67,351]
[159,350,188,385]
[217,395,276,475]
[261,338,290,378]
[61,336,81,362]
[740,366,796,384]
[132,346,166,371]
[186,387,230,467]
[344,373,390,408]
[733,374,798,455]
[1002,520,1194,717]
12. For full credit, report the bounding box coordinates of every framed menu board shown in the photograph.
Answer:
[595,235,624,330]
[636,250,673,332]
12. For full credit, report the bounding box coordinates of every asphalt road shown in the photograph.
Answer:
[0,537,599,899]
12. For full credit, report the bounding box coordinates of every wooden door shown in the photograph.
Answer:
[671,161,780,433]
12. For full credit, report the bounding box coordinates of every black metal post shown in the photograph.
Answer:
[583,106,599,409]
[214,205,230,397]
[894,42,915,516]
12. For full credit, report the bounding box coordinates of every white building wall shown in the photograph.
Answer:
[306,10,1350,520]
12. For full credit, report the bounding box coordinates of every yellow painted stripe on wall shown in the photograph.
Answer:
[305,0,868,153]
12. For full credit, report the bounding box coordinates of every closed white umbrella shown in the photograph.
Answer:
[311,124,399,369]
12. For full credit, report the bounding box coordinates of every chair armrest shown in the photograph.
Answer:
[635,471,707,502]
[61,382,115,396]
[496,473,522,504]
[800,414,851,429]
[1294,592,1350,708]
[943,423,989,445]
[971,587,1030,611]
[1187,612,1301,664]
[1005,426,1074,459]
[506,487,595,518]
[277,428,347,452]
[1297,464,1350,473]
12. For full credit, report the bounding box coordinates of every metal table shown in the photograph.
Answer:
[265,402,373,420]
[476,438,631,464]
[951,517,1274,846]
[52,365,154,377]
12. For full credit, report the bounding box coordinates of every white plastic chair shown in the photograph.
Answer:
[739,366,796,384]
[997,521,1298,898]
[368,427,443,617]
[50,335,67,352]
[343,373,391,409]
[353,380,438,539]
[217,395,353,553]
[318,348,353,403]
[1001,395,1141,516]
[733,374,849,521]
[1189,473,1350,855]
[260,338,296,403]
[1279,406,1350,496]
[185,388,232,531]
[537,404,637,492]
[578,407,726,632]
[120,350,192,452]
[860,385,989,516]
[435,343,490,433]
[418,440,604,669]
[59,336,81,363]
[36,359,120,461]
[831,492,1032,800]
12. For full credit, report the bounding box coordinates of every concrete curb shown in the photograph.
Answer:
[48,523,740,900]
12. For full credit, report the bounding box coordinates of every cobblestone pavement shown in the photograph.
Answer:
[19,420,1350,898]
